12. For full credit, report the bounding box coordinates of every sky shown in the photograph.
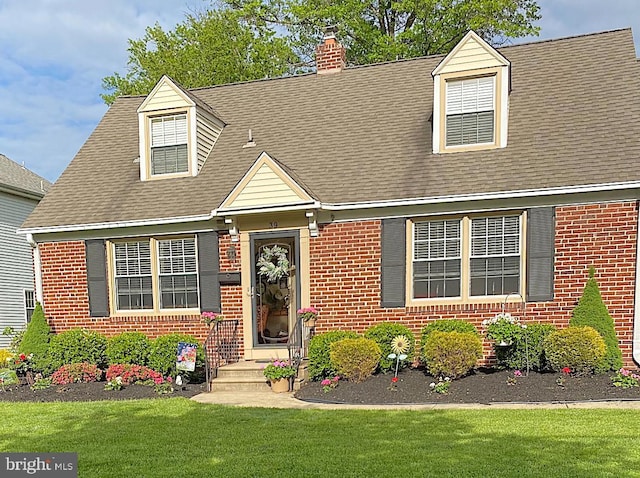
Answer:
[1,0,639,183]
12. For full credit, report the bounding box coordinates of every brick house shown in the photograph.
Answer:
[19,29,640,367]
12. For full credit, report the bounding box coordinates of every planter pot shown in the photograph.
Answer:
[270,378,290,393]
[304,318,316,328]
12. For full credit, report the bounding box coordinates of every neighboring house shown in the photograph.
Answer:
[0,154,51,347]
[19,29,640,366]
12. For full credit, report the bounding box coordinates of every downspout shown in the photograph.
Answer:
[634,201,640,366]
[26,233,44,306]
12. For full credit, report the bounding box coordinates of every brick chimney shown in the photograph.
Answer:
[315,27,346,74]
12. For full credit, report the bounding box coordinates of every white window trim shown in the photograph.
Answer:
[407,212,526,305]
[23,289,35,323]
[108,236,201,315]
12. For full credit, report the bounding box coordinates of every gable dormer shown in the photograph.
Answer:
[432,31,510,154]
[137,76,224,181]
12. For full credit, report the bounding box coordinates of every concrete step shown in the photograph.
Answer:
[210,360,307,392]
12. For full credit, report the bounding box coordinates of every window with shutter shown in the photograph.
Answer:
[150,114,188,175]
[413,220,461,298]
[445,77,495,147]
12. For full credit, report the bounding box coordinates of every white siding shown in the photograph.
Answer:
[0,192,37,348]
[196,110,223,171]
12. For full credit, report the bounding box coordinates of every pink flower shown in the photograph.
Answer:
[321,379,331,386]
[513,370,522,377]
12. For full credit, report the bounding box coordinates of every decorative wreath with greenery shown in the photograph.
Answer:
[257,245,289,283]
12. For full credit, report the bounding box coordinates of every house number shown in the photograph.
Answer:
[270,222,278,228]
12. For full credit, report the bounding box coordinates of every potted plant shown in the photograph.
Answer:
[263,359,296,393]
[482,312,526,346]
[297,307,318,328]
[202,312,223,328]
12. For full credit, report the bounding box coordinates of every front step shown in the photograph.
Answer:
[210,360,307,392]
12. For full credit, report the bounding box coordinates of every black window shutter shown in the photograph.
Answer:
[381,218,406,308]
[85,239,109,317]
[198,232,221,313]
[526,207,555,302]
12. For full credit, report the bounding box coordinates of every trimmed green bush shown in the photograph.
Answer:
[308,330,359,380]
[48,329,108,372]
[17,302,50,372]
[147,333,205,379]
[570,266,622,372]
[423,331,482,379]
[364,322,415,372]
[329,338,381,383]
[544,326,606,375]
[106,332,150,365]
[420,320,478,363]
[496,323,556,371]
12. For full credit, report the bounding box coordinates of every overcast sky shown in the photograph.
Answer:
[1,0,639,183]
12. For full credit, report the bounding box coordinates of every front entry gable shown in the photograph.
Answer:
[218,152,316,213]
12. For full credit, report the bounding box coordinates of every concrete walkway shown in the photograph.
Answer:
[191,391,640,410]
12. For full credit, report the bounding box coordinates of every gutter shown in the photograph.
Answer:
[26,233,44,305]
[634,200,640,366]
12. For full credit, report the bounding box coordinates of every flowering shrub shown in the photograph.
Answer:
[104,376,124,391]
[482,313,526,345]
[612,368,640,389]
[263,360,296,380]
[321,376,340,393]
[106,364,165,385]
[51,363,102,385]
[9,353,34,376]
[429,377,451,394]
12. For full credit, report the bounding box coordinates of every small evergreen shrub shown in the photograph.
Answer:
[147,333,204,378]
[497,323,556,371]
[544,326,606,375]
[423,331,482,379]
[48,329,108,372]
[17,303,51,372]
[50,363,103,385]
[308,330,359,380]
[364,322,415,372]
[329,338,381,383]
[420,320,478,363]
[106,332,150,365]
[570,266,623,372]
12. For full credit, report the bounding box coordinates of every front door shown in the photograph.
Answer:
[251,232,300,351]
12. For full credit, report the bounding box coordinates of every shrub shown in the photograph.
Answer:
[106,332,150,365]
[147,333,204,378]
[0,349,13,366]
[50,363,103,385]
[570,266,622,372]
[329,338,381,383]
[17,302,51,373]
[364,322,415,372]
[2,327,25,353]
[423,331,482,379]
[308,330,359,380]
[497,323,556,371]
[420,320,478,363]
[0,368,19,386]
[105,364,165,385]
[48,329,108,372]
[544,326,606,375]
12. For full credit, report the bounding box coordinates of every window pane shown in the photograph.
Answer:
[114,242,153,310]
[158,238,199,309]
[151,144,188,175]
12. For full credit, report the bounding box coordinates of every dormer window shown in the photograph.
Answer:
[150,114,188,175]
[445,76,495,147]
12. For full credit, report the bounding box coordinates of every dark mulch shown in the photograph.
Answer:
[295,368,640,405]
[0,381,206,403]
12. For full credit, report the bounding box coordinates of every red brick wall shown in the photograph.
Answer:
[38,201,639,366]
[309,202,639,366]
[39,235,244,347]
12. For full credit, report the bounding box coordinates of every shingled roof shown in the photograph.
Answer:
[0,154,51,199]
[22,28,640,230]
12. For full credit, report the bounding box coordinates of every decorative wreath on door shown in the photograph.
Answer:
[257,245,290,283]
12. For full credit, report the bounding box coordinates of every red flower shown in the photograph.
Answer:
[562,367,571,375]
[19,354,26,361]
[391,377,398,383]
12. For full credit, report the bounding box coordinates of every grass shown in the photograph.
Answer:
[1,399,640,477]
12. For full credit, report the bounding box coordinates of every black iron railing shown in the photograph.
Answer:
[287,317,313,371]
[204,319,241,391]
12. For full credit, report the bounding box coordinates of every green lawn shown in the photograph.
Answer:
[1,399,639,477]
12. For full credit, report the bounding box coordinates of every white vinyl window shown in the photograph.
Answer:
[113,237,199,312]
[24,290,35,323]
[150,114,188,175]
[446,76,495,147]
[412,214,521,301]
[413,220,461,298]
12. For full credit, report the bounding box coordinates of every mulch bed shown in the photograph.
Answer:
[295,368,640,405]
[0,381,206,403]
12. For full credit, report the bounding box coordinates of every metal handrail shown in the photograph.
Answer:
[204,319,240,391]
[287,316,313,372]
